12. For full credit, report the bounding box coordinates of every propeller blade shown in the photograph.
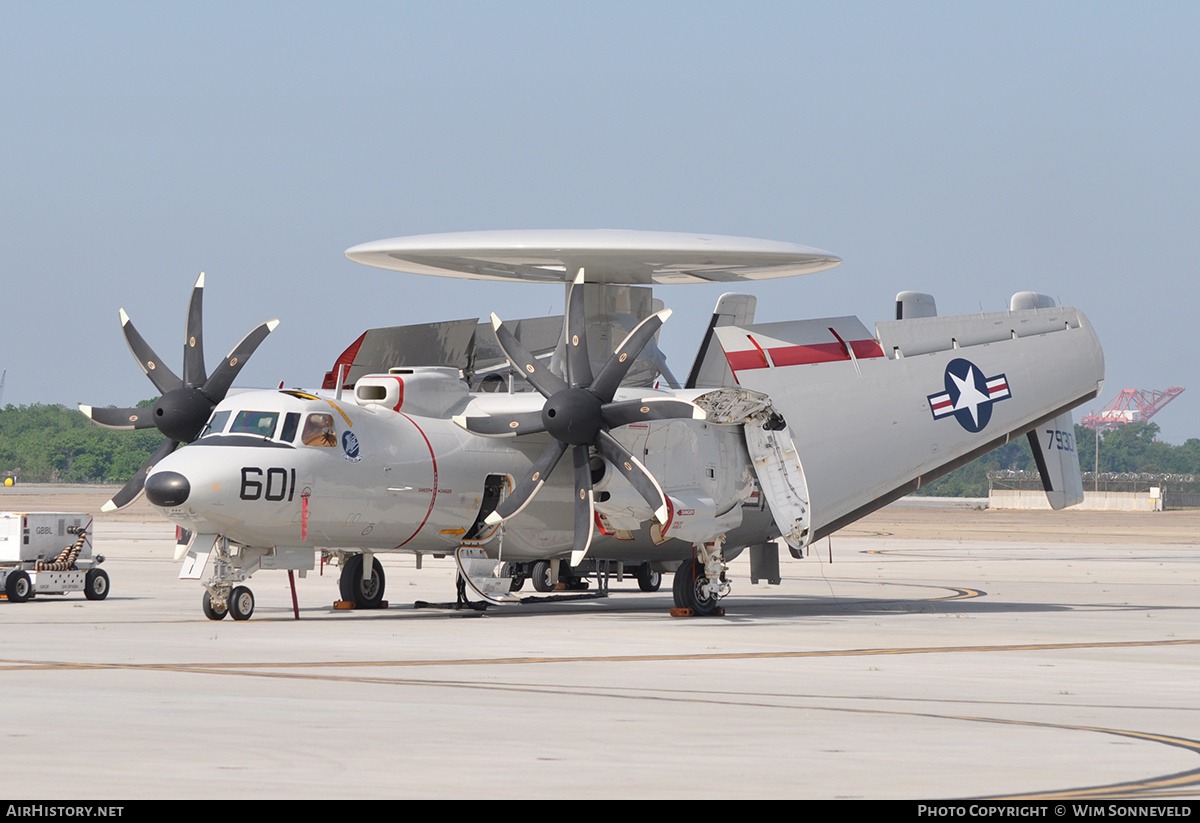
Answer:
[570,443,596,565]
[182,272,207,387]
[452,410,546,438]
[595,429,669,524]
[120,309,183,395]
[590,308,672,402]
[485,438,569,524]
[78,405,158,431]
[601,397,706,429]
[491,313,568,400]
[100,437,179,512]
[201,319,280,401]
[565,269,593,389]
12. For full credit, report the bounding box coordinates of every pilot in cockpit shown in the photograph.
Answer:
[301,413,337,447]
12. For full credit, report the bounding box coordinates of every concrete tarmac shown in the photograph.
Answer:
[1,486,1198,799]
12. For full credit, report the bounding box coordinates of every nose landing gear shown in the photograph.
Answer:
[202,590,228,620]
[229,586,255,620]
[199,581,259,621]
[187,534,315,620]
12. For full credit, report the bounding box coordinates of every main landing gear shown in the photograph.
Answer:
[521,558,658,593]
[637,562,662,593]
[338,553,387,609]
[671,541,729,616]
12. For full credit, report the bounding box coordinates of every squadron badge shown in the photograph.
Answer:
[341,430,362,462]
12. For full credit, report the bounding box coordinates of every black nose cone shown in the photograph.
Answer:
[145,471,190,507]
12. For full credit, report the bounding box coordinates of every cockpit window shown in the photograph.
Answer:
[301,413,337,447]
[230,411,280,439]
[280,412,300,443]
[200,410,231,438]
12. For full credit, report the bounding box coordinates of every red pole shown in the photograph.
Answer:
[288,570,300,620]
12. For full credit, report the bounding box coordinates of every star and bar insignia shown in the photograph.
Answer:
[927,358,1011,433]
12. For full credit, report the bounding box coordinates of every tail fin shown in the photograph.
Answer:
[1027,413,1085,509]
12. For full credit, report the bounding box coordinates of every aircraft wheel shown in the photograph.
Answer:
[531,560,554,593]
[5,570,32,603]
[229,586,255,621]
[84,568,110,601]
[202,591,228,620]
[340,554,386,608]
[636,563,661,592]
[671,561,689,607]
[672,559,719,615]
[505,564,526,592]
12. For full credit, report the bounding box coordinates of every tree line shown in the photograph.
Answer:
[0,402,161,484]
[916,422,1200,497]
[3,401,1199,494]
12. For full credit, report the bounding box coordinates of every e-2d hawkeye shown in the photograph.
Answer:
[82,230,1104,620]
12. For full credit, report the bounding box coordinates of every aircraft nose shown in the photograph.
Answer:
[145,471,191,507]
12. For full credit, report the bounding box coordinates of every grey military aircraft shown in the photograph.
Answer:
[82,230,1104,620]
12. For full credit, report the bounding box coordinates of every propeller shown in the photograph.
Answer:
[80,273,279,511]
[454,270,704,565]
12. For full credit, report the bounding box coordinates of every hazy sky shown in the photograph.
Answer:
[3,2,1198,440]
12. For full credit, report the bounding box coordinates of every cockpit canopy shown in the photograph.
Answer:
[197,392,344,448]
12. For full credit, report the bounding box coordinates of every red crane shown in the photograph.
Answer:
[1081,387,1185,432]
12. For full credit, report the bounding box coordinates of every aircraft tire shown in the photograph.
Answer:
[531,560,554,593]
[229,586,255,621]
[202,591,228,620]
[636,563,662,592]
[505,564,526,592]
[671,561,689,608]
[84,568,110,601]
[5,570,32,603]
[672,559,719,615]
[339,554,386,608]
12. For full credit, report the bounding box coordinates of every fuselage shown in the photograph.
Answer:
[145,386,772,563]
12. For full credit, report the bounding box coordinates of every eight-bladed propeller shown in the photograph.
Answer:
[80,273,279,512]
[454,270,704,565]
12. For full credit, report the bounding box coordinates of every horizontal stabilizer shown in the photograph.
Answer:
[323,319,478,389]
[322,316,564,391]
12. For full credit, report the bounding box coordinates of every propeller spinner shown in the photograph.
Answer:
[455,270,704,565]
[80,273,279,511]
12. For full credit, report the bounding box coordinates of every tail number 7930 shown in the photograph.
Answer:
[1043,429,1075,453]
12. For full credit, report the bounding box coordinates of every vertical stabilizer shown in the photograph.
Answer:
[1027,413,1085,510]
[686,294,757,388]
